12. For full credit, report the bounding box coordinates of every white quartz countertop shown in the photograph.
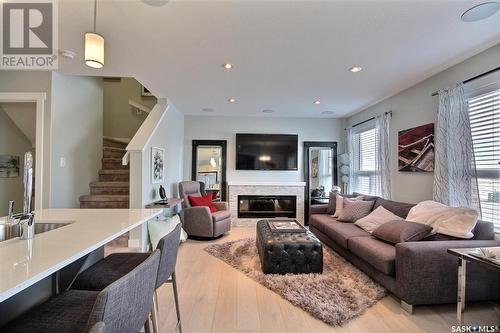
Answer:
[0,208,162,302]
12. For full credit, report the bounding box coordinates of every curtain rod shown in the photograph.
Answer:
[345,110,392,130]
[431,66,500,97]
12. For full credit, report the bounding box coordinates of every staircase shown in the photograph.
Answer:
[79,138,130,208]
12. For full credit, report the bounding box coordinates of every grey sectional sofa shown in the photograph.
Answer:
[309,196,500,312]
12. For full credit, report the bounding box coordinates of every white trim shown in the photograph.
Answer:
[125,98,168,153]
[0,92,45,211]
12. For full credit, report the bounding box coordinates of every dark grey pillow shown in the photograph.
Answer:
[326,193,337,215]
[372,220,432,244]
[336,200,375,222]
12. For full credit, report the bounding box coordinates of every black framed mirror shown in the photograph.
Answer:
[191,140,227,201]
[303,141,338,225]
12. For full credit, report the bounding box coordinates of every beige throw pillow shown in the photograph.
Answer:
[337,200,375,222]
[332,195,363,217]
[354,206,401,233]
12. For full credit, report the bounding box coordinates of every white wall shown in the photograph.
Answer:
[184,115,344,183]
[0,107,34,216]
[103,78,157,139]
[50,73,103,208]
[128,101,185,249]
[141,103,185,203]
[0,71,52,208]
[346,44,500,204]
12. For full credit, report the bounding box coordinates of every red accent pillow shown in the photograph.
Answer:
[188,194,218,213]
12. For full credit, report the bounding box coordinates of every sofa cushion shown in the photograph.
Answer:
[309,214,337,234]
[337,199,375,223]
[322,221,371,249]
[373,198,415,219]
[372,220,432,244]
[212,210,230,222]
[349,236,396,275]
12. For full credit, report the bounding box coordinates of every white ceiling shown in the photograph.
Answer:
[58,0,500,118]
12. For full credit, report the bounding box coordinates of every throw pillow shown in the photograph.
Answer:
[354,206,401,233]
[326,192,337,215]
[337,199,375,222]
[406,200,478,239]
[372,220,432,244]
[188,194,218,213]
[333,195,363,217]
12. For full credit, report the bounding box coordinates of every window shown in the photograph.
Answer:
[468,88,500,232]
[352,126,379,195]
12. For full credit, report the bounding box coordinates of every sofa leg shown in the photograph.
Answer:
[401,300,413,314]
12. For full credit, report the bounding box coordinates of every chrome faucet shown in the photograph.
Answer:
[8,152,35,240]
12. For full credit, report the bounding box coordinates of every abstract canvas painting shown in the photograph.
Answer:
[0,155,20,178]
[151,147,165,184]
[398,123,434,172]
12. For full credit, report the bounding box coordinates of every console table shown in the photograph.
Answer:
[447,247,500,324]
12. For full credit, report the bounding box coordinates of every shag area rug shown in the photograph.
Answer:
[205,238,386,326]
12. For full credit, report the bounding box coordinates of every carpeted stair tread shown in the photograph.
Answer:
[79,195,129,202]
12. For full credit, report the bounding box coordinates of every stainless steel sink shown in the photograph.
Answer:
[0,222,72,242]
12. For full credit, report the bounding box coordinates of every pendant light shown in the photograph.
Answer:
[85,0,104,68]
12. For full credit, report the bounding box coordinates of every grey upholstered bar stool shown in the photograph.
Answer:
[71,223,183,333]
[2,250,160,333]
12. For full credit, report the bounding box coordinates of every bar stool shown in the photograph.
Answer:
[2,250,160,333]
[71,223,182,333]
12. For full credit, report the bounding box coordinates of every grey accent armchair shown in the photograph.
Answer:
[178,181,231,238]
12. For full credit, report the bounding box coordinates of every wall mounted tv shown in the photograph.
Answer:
[236,134,298,170]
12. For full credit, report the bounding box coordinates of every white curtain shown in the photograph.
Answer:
[346,128,355,194]
[375,112,392,199]
[434,83,481,214]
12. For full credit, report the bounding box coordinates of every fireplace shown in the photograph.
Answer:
[238,195,297,218]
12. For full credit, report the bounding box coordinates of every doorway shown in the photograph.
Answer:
[303,141,338,225]
[191,140,227,201]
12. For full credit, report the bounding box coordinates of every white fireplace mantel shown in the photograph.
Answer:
[228,181,306,187]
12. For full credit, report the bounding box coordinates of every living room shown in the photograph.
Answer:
[0,1,499,333]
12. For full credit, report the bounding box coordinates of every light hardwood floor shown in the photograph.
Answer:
[144,228,499,333]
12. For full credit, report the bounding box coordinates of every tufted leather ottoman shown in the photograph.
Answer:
[256,220,323,274]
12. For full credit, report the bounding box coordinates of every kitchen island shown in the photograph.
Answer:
[0,208,162,325]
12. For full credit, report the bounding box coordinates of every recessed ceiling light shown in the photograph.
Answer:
[228,98,236,103]
[322,111,334,115]
[349,66,363,73]
[314,100,321,105]
[461,2,500,22]
[222,63,234,70]
[202,108,214,112]
[262,109,275,113]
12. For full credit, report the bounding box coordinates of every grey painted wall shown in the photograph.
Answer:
[346,44,500,204]
[103,78,157,139]
[0,107,34,216]
[50,73,103,208]
[184,115,344,184]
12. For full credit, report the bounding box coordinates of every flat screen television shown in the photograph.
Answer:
[236,134,298,170]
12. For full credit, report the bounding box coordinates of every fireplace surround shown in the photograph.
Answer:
[228,182,306,226]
